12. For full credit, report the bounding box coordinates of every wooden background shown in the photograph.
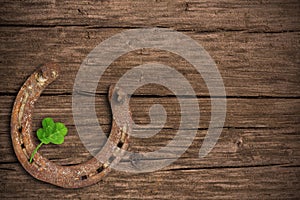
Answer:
[0,0,299,199]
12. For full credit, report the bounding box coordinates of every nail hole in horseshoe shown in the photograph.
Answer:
[18,126,22,133]
[108,155,116,163]
[80,175,88,180]
[96,166,104,173]
[21,143,25,149]
[117,141,124,148]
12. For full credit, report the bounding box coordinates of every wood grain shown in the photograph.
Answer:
[1,163,299,199]
[0,0,299,199]
[1,95,299,165]
[0,0,299,32]
[0,27,299,96]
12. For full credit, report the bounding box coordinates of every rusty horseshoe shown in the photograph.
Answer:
[11,63,131,188]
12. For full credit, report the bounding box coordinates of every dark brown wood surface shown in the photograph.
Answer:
[0,0,299,199]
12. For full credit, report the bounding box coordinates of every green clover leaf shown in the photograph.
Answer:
[30,118,68,163]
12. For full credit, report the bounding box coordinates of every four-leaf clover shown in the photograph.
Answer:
[29,118,68,163]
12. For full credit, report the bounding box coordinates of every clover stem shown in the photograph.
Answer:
[29,142,44,163]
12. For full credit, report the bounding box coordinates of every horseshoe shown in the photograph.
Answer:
[11,63,131,188]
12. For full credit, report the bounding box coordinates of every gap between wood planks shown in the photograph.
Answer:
[1,92,300,99]
[1,24,300,34]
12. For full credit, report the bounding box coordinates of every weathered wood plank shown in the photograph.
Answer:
[1,126,299,167]
[0,0,299,32]
[1,95,299,166]
[0,27,299,96]
[0,163,299,199]
[1,95,299,130]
